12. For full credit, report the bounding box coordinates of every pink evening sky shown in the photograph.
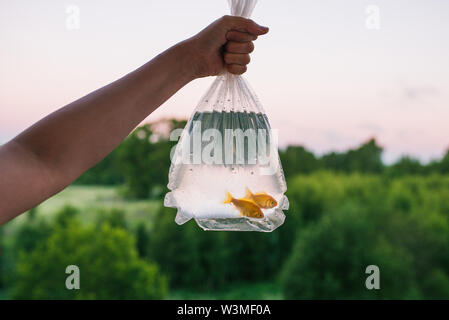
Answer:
[1,0,448,163]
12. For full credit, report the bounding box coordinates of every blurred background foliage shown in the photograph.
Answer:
[1,118,449,299]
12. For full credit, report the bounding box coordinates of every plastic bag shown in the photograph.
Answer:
[164,0,288,232]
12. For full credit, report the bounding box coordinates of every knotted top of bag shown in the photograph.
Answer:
[228,0,257,18]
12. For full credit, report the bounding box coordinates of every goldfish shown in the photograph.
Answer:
[244,187,278,209]
[223,192,264,218]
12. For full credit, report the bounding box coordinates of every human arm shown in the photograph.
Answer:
[0,16,268,225]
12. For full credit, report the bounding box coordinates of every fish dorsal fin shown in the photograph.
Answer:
[245,187,253,199]
[223,191,233,204]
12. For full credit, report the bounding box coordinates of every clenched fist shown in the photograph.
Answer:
[185,15,269,77]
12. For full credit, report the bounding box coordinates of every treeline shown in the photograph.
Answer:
[146,173,449,299]
[4,172,449,299]
[281,139,449,177]
[75,120,449,198]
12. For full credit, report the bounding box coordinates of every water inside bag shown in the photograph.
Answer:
[164,110,289,232]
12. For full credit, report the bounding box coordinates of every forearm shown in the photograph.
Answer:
[15,41,194,180]
[0,41,195,221]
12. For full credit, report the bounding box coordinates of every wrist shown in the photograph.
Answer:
[173,39,201,82]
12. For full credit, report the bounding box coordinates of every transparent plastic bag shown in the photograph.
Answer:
[164,0,288,232]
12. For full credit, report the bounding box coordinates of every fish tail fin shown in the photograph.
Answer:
[223,191,233,204]
[245,187,253,199]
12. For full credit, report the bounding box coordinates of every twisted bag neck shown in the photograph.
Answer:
[228,0,257,18]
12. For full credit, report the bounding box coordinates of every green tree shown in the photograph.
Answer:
[13,208,52,253]
[117,120,185,199]
[387,156,424,176]
[94,208,128,230]
[147,206,282,290]
[135,223,150,258]
[280,203,418,299]
[281,172,449,299]
[439,149,449,174]
[11,209,167,299]
[345,138,383,173]
[321,152,346,172]
[279,146,321,176]
[322,138,383,173]
[74,148,124,185]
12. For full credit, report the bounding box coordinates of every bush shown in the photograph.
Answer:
[280,173,449,299]
[11,207,167,299]
[117,121,185,199]
[147,206,282,290]
[280,203,417,299]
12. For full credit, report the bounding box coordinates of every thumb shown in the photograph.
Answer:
[226,16,269,36]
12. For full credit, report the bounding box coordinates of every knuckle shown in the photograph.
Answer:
[226,31,235,40]
[221,15,234,25]
[247,42,254,53]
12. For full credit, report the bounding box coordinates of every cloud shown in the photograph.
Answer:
[404,85,439,100]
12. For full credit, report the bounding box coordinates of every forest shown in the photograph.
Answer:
[1,119,448,299]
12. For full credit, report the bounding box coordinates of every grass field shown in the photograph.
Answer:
[2,185,160,235]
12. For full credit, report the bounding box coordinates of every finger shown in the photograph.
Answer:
[224,52,251,66]
[223,16,269,36]
[226,64,247,75]
[225,41,254,54]
[226,30,257,42]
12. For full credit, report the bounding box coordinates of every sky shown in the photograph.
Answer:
[1,0,448,163]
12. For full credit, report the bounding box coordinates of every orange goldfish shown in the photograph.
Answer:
[244,188,278,209]
[223,192,264,218]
